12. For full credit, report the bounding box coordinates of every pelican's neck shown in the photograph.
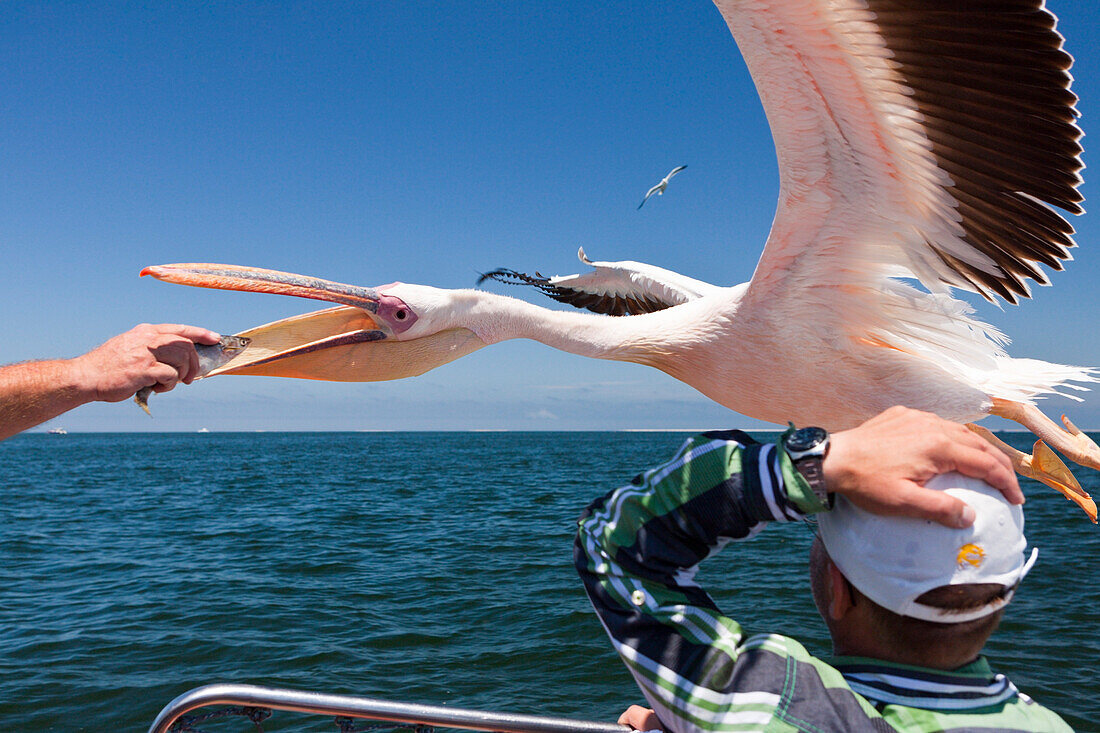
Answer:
[443,290,640,357]
[424,288,747,369]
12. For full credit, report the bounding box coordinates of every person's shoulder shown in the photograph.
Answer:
[739,631,821,666]
[738,633,888,720]
[1010,691,1075,732]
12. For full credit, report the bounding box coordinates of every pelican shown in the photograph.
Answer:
[142,0,1100,520]
[638,165,687,209]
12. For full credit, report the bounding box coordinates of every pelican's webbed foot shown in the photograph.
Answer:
[967,423,1097,522]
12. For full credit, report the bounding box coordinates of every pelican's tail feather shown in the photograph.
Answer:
[987,358,1097,404]
[860,279,1095,406]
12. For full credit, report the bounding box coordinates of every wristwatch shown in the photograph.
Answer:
[782,424,832,508]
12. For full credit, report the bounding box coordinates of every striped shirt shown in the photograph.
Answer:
[575,430,1071,732]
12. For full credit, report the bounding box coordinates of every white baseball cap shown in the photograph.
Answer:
[817,472,1038,623]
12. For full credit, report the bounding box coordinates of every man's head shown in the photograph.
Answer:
[809,472,1037,668]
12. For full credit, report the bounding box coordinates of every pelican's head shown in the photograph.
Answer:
[140,263,487,381]
[372,285,420,337]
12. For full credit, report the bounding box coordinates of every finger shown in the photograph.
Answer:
[179,340,200,384]
[950,424,1013,468]
[147,363,181,393]
[154,323,221,345]
[945,443,1023,505]
[896,483,976,528]
[151,345,193,384]
[152,340,201,384]
[618,706,645,725]
[617,706,657,731]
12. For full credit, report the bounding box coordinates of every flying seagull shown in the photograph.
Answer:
[142,0,1098,520]
[638,165,687,209]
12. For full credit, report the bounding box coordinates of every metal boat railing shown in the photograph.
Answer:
[148,683,631,733]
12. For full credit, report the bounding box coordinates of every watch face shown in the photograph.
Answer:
[788,426,828,452]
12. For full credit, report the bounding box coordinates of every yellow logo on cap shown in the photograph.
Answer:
[957,543,985,568]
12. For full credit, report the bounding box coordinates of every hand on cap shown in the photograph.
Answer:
[71,323,222,403]
[823,406,1022,529]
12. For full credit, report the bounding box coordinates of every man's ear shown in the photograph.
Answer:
[827,559,854,621]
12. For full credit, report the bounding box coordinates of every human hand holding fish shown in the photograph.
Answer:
[131,332,250,414]
[0,323,225,440]
[73,323,221,404]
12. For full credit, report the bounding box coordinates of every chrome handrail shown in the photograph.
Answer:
[148,683,630,733]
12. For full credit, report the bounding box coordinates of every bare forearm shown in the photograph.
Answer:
[0,360,93,440]
[0,324,221,441]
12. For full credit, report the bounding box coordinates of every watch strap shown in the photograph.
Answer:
[795,454,834,509]
[780,424,833,511]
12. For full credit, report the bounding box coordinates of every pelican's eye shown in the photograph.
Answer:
[376,291,418,334]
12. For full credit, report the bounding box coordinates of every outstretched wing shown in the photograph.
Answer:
[638,184,662,209]
[716,0,1083,310]
[478,247,725,316]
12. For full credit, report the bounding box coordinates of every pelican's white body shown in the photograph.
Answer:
[384,272,1088,431]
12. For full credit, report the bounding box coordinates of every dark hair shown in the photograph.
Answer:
[914,583,1011,614]
[860,582,1006,657]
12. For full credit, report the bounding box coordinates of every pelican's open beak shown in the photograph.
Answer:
[141,263,486,381]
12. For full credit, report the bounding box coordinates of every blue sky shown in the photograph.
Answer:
[4,2,1100,432]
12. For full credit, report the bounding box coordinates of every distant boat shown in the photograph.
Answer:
[47,428,67,435]
[197,428,210,433]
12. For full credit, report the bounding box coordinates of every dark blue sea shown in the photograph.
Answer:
[1,432,1098,731]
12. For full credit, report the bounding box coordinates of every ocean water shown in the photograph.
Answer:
[1,431,1098,731]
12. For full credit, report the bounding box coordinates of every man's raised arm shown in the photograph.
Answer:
[578,407,1022,732]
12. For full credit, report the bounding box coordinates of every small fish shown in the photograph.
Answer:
[134,335,251,415]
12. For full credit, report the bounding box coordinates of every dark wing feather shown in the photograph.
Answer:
[871,0,1084,303]
[477,268,676,316]
[719,0,1084,307]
